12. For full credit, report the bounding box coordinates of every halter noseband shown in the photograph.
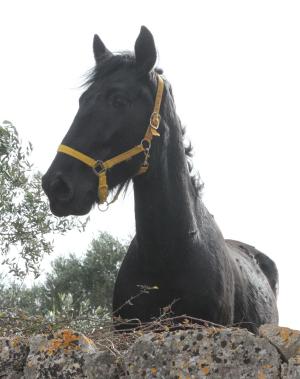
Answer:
[57,75,164,205]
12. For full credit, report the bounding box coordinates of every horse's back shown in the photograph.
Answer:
[226,239,278,298]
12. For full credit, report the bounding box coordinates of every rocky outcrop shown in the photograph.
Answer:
[1,325,300,378]
[122,327,280,378]
[0,336,29,378]
[24,330,97,378]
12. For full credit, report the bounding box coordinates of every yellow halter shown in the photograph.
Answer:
[57,75,164,205]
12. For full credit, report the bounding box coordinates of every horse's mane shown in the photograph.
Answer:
[83,53,203,197]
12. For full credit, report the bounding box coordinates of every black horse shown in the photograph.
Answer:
[42,26,278,332]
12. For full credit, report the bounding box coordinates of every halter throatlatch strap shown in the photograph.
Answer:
[57,74,164,204]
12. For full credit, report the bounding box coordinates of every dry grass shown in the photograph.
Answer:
[0,304,225,355]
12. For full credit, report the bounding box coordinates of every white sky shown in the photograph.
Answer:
[0,1,299,329]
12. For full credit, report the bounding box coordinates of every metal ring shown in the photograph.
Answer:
[141,139,151,151]
[93,160,106,176]
[150,112,161,129]
[98,201,109,212]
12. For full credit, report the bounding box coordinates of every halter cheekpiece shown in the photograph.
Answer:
[57,75,164,205]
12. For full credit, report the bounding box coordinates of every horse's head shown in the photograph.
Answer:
[42,26,163,216]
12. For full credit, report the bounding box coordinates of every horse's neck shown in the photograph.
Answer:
[133,113,202,266]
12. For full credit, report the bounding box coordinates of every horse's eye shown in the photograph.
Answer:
[110,94,130,108]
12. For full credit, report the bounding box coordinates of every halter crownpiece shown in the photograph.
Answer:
[57,74,164,205]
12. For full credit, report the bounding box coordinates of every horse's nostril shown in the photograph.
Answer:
[50,174,73,202]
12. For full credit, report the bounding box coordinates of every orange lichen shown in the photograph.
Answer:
[201,366,210,375]
[46,329,85,355]
[150,367,158,376]
[279,327,293,342]
[257,370,266,379]
[262,364,272,369]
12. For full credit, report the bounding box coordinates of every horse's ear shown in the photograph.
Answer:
[134,26,157,74]
[93,34,112,64]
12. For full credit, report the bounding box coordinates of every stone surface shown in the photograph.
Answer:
[84,350,121,379]
[259,324,300,361]
[281,355,300,379]
[1,325,300,378]
[24,329,97,378]
[0,336,29,378]
[123,327,280,379]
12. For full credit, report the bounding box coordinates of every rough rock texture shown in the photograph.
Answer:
[281,356,300,379]
[24,329,97,378]
[123,327,280,378]
[1,325,300,378]
[259,324,300,361]
[83,350,122,379]
[0,336,29,378]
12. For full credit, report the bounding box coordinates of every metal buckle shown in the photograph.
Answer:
[93,160,106,176]
[150,112,161,129]
[141,139,151,151]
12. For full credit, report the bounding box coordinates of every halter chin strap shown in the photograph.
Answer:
[57,75,164,205]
